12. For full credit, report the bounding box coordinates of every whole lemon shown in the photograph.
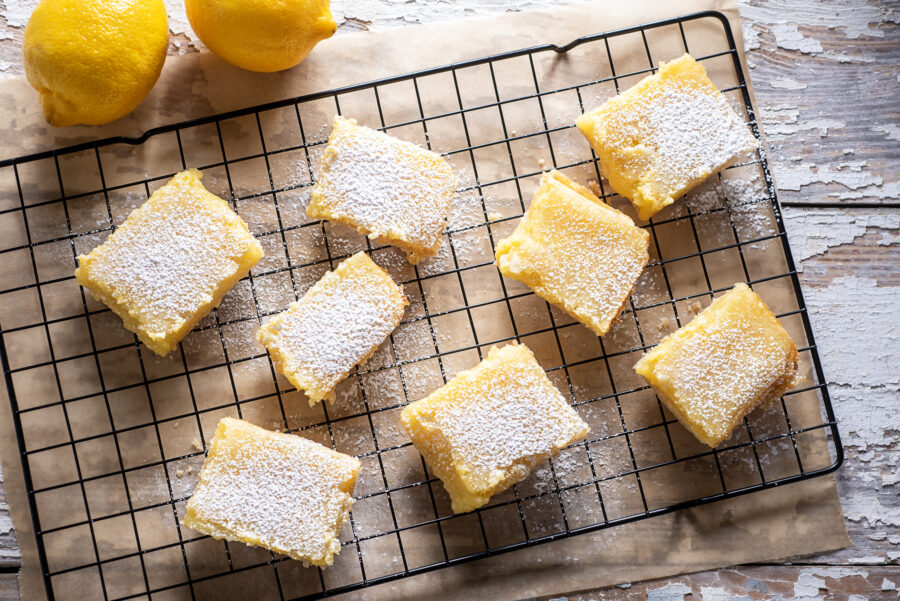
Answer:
[23,0,169,127]
[185,0,336,73]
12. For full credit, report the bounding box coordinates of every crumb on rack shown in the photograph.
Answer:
[487,212,502,222]
[192,438,203,452]
[538,158,546,168]
[176,469,184,478]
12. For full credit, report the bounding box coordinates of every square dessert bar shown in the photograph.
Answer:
[576,53,758,220]
[401,343,589,513]
[257,252,407,405]
[307,116,456,264]
[184,417,360,567]
[494,170,649,337]
[634,283,801,448]
[74,169,264,356]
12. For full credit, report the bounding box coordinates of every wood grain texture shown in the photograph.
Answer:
[0,574,17,601]
[741,0,900,208]
[0,0,897,599]
[538,566,900,600]
[0,479,16,569]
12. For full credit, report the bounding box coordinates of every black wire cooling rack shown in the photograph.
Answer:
[0,10,843,601]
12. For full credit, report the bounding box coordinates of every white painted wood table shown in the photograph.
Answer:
[0,0,897,599]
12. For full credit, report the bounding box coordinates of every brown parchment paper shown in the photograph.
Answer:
[0,1,848,600]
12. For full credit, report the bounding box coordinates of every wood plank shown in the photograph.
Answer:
[0,474,19,570]
[541,565,900,600]
[739,0,900,208]
[784,207,899,568]
[0,573,18,601]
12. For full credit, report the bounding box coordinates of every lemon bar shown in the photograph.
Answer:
[401,343,589,513]
[184,417,360,567]
[74,169,263,356]
[307,116,456,264]
[494,171,649,336]
[634,283,801,447]
[257,252,407,405]
[576,54,758,220]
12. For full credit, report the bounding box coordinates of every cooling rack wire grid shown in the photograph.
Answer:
[0,10,841,601]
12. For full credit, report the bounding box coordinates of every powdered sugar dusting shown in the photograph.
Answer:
[426,357,584,480]
[185,418,359,566]
[495,172,649,336]
[258,253,406,404]
[641,84,754,187]
[403,344,589,511]
[579,54,758,218]
[76,170,262,349]
[308,117,456,263]
[687,171,774,246]
[635,284,800,446]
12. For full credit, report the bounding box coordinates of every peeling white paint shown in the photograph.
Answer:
[829,380,898,454]
[738,1,891,63]
[772,161,881,191]
[330,0,570,29]
[0,516,11,535]
[2,0,36,28]
[873,124,900,142]
[801,118,846,137]
[848,556,887,564]
[835,182,900,202]
[162,0,201,46]
[843,459,900,527]
[699,587,753,601]
[742,21,761,52]
[883,578,897,591]
[823,52,876,64]
[794,572,826,598]
[760,105,845,138]
[768,31,871,63]
[646,583,692,601]
[783,209,899,266]
[769,77,807,90]
[805,277,899,451]
[781,569,888,601]
[771,22,823,54]
[737,0,899,39]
